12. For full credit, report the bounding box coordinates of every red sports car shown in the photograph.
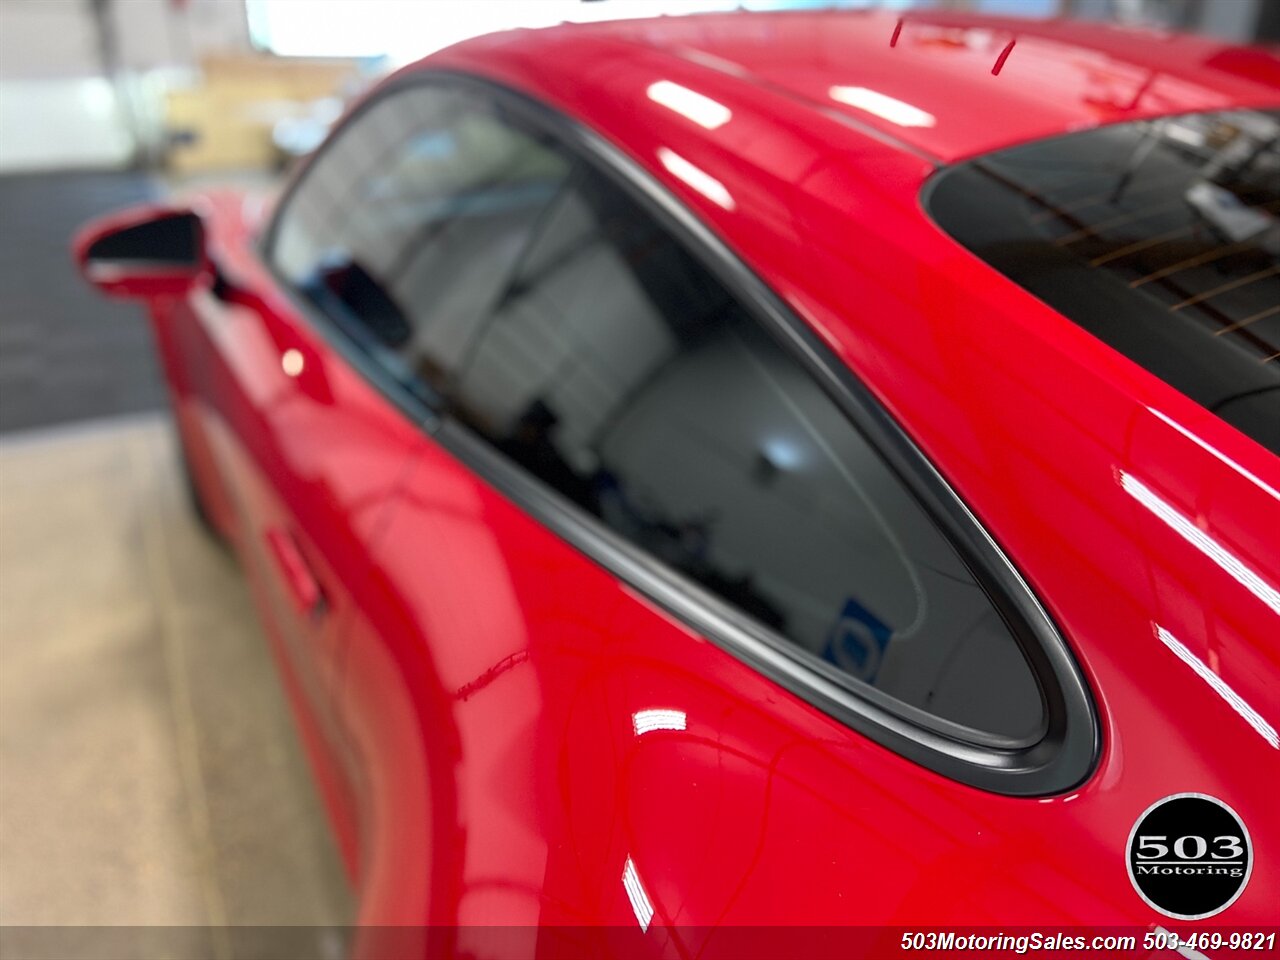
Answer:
[76,9,1278,956]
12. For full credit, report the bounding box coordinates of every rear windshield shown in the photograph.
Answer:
[926,110,1279,455]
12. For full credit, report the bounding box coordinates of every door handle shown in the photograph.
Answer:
[265,527,325,618]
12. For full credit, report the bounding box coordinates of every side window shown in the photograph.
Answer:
[270,82,1047,743]
[270,84,572,393]
[446,165,1046,741]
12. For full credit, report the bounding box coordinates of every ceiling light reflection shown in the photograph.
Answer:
[1147,407,1280,503]
[647,80,732,130]
[762,437,806,471]
[828,86,936,128]
[632,708,687,736]
[281,348,305,377]
[1156,624,1278,749]
[657,148,735,210]
[1119,471,1280,616]
[622,856,655,932]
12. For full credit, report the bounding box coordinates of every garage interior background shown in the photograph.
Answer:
[0,0,1275,955]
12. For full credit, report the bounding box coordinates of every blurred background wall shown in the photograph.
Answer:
[0,0,250,172]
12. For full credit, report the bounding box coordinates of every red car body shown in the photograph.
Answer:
[76,9,1278,955]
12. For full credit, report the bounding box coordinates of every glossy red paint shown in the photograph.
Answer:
[75,10,1279,951]
[583,9,1280,162]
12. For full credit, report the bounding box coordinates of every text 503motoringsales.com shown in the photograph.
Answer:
[900,932,1138,952]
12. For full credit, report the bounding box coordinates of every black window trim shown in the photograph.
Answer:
[258,69,1098,796]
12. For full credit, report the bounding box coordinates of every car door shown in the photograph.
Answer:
[148,190,429,876]
[256,81,581,907]
[261,75,1096,952]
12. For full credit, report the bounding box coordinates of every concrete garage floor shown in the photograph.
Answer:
[0,415,353,959]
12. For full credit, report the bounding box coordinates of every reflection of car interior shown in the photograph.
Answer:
[448,171,1042,738]
[308,257,412,349]
[286,100,1045,740]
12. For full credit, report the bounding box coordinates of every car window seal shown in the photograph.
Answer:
[255,68,1099,797]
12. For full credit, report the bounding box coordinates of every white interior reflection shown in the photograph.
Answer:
[828,86,936,128]
[632,709,687,736]
[647,80,733,130]
[1120,471,1280,616]
[1156,624,1279,749]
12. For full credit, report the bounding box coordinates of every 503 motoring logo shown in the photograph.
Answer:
[1127,794,1253,920]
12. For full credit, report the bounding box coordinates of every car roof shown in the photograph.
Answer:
[478,8,1280,165]
[414,11,1280,765]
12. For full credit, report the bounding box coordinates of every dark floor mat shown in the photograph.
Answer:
[0,171,167,434]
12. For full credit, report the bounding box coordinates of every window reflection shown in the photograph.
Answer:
[647,80,732,130]
[1156,624,1278,749]
[270,83,1046,741]
[1121,471,1280,616]
[275,87,572,375]
[443,163,1043,740]
[633,709,688,736]
[657,147,736,210]
[828,85,937,128]
[622,856,654,932]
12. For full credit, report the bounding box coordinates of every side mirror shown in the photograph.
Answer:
[73,207,209,299]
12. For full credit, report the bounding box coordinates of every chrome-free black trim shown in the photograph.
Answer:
[259,70,1098,796]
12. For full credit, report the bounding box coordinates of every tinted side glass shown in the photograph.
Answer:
[271,85,572,393]
[927,110,1280,454]
[445,165,1046,741]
